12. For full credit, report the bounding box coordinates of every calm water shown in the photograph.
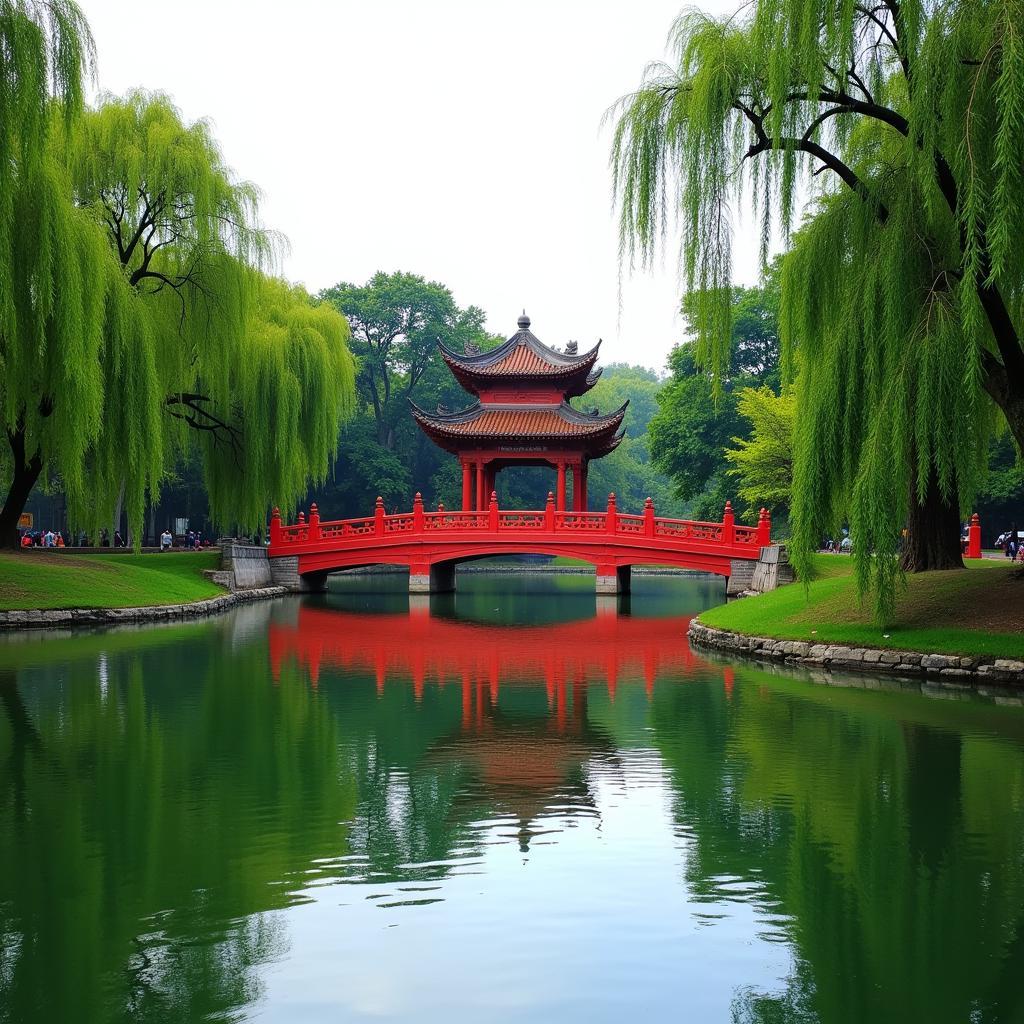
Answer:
[2,573,1024,1024]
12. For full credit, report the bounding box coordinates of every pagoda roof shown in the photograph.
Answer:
[440,313,602,398]
[409,399,627,456]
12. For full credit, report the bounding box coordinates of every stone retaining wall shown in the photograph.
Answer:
[0,586,288,631]
[688,620,1024,686]
[221,542,273,588]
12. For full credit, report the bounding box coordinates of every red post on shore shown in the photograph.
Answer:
[644,497,655,538]
[413,492,424,532]
[270,507,282,546]
[757,507,772,546]
[545,491,555,531]
[374,496,385,536]
[488,491,499,531]
[967,512,982,559]
[606,492,618,534]
[309,503,321,542]
[722,500,735,544]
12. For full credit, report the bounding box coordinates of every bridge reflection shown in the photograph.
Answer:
[267,601,735,705]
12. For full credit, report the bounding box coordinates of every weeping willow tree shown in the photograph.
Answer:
[0,0,93,539]
[609,0,1024,617]
[0,87,355,546]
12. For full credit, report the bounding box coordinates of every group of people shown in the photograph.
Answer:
[998,528,1024,562]
[20,529,66,548]
[18,527,210,549]
[159,529,207,551]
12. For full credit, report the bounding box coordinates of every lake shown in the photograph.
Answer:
[1,573,1023,1023]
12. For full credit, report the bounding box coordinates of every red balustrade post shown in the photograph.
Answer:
[308,503,321,542]
[722,501,735,545]
[374,496,385,536]
[297,511,306,541]
[270,507,282,546]
[488,491,499,532]
[606,492,618,534]
[643,497,655,538]
[413,492,424,532]
[757,507,772,546]
[545,491,555,531]
[967,512,982,559]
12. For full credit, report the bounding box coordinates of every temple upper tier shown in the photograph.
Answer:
[411,313,627,512]
[438,312,602,400]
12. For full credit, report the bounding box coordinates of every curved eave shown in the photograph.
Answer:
[409,399,628,456]
[439,335,602,394]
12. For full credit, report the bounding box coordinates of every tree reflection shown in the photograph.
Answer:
[650,675,1024,1024]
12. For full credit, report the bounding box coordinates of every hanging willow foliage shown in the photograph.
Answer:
[609,0,1024,618]
[0,0,93,340]
[1,85,355,545]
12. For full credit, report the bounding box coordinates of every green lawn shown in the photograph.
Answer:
[700,554,1024,658]
[0,551,224,611]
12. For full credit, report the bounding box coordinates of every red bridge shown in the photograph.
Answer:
[268,492,771,594]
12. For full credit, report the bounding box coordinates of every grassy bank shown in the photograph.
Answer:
[0,551,224,611]
[700,554,1023,658]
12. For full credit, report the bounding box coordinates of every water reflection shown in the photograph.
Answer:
[0,578,1023,1024]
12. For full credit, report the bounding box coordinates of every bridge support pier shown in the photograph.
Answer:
[595,564,631,595]
[409,562,456,594]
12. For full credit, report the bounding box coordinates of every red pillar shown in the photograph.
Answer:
[461,460,471,511]
[556,461,567,512]
[476,460,485,512]
[571,464,582,512]
[722,500,735,545]
[581,461,588,511]
[967,513,982,559]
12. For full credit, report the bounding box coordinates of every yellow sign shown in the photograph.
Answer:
[18,512,33,529]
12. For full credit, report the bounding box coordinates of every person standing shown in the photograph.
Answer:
[160,529,173,551]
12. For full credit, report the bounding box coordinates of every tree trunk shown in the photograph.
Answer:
[0,426,44,550]
[900,465,964,572]
[112,478,125,547]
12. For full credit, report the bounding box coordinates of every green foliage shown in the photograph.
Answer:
[319,271,489,449]
[0,0,93,339]
[577,363,684,515]
[610,0,1024,616]
[648,281,781,520]
[725,385,795,516]
[1,86,355,541]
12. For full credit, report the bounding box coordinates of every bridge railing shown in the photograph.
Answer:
[269,492,772,552]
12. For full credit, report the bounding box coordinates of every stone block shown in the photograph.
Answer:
[994,660,1024,673]
[921,654,957,670]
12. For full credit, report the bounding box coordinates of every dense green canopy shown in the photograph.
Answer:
[610,0,1024,615]
[1,84,354,543]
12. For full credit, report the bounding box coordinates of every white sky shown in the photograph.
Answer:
[81,0,758,373]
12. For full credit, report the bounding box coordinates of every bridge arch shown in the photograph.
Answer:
[269,495,771,595]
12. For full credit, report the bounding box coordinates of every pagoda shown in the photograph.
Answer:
[411,313,626,512]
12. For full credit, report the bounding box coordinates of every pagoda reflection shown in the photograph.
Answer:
[267,600,735,854]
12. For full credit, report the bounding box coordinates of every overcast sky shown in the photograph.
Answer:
[81,0,757,372]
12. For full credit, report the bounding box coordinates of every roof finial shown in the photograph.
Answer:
[518,310,531,330]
